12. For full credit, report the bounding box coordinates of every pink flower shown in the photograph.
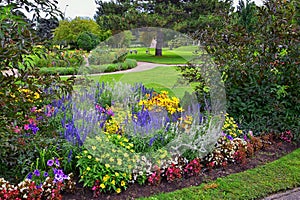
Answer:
[24,124,30,130]
[13,126,22,133]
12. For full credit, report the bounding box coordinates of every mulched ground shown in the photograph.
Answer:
[62,136,299,200]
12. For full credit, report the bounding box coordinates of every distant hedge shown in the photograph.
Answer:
[39,59,137,75]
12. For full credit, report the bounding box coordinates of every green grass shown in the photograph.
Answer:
[63,66,195,99]
[127,46,200,64]
[139,148,300,200]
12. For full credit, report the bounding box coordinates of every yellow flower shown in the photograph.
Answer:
[124,153,129,158]
[109,157,115,162]
[92,146,96,150]
[88,155,92,159]
[123,138,129,142]
[103,175,110,182]
[116,188,121,194]
[115,172,119,177]
[177,107,184,112]
[105,164,110,168]
[86,167,91,171]
[111,180,115,185]
[117,159,122,165]
[112,149,116,153]
[121,181,125,186]
[100,183,105,189]
[83,150,88,154]
[95,157,100,162]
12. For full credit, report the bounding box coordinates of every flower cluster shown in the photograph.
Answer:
[165,163,182,182]
[184,158,202,177]
[280,130,293,143]
[27,158,70,187]
[76,146,132,194]
[147,167,161,186]
[222,114,243,140]
[23,118,39,134]
[139,91,183,115]
[204,137,248,167]
[0,176,73,200]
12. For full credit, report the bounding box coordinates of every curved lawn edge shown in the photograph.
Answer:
[139,148,300,200]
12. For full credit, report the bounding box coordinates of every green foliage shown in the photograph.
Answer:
[88,46,129,65]
[182,0,300,137]
[77,31,100,52]
[0,2,75,183]
[76,148,132,193]
[53,17,111,48]
[34,49,84,68]
[39,67,78,75]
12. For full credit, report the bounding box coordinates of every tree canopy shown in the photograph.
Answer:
[53,17,111,49]
[94,0,233,56]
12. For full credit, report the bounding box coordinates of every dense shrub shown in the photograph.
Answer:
[181,0,300,138]
[88,46,128,65]
[34,49,84,68]
[77,31,100,52]
[39,66,78,75]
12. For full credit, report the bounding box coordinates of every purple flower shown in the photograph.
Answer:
[43,172,49,177]
[106,108,114,116]
[27,172,33,179]
[47,159,54,167]
[34,169,40,177]
[55,158,60,167]
[226,135,233,141]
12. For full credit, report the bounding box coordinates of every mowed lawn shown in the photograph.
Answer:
[126,46,200,64]
[71,66,195,99]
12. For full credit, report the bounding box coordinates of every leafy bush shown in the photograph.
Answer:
[77,31,100,52]
[34,49,84,68]
[87,59,137,74]
[88,46,128,65]
[39,66,78,75]
[182,0,300,138]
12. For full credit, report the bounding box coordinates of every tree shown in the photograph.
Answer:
[77,31,100,52]
[94,0,232,56]
[53,17,111,49]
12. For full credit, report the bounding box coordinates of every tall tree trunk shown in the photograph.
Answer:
[155,29,163,56]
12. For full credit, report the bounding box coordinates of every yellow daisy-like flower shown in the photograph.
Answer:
[86,167,91,171]
[109,157,115,163]
[105,164,110,168]
[100,183,105,189]
[83,150,88,154]
[111,180,115,185]
[124,153,129,158]
[103,175,110,182]
[112,149,116,153]
[116,188,121,194]
[95,157,100,162]
[121,181,126,187]
[87,155,92,159]
[115,172,119,177]
[117,159,122,165]
[92,146,96,150]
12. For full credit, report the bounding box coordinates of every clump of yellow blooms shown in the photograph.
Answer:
[10,88,41,103]
[138,91,184,115]
[104,118,122,134]
[222,114,243,138]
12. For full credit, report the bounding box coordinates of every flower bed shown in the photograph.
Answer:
[0,82,295,199]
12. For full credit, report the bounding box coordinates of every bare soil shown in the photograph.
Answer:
[63,137,299,200]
